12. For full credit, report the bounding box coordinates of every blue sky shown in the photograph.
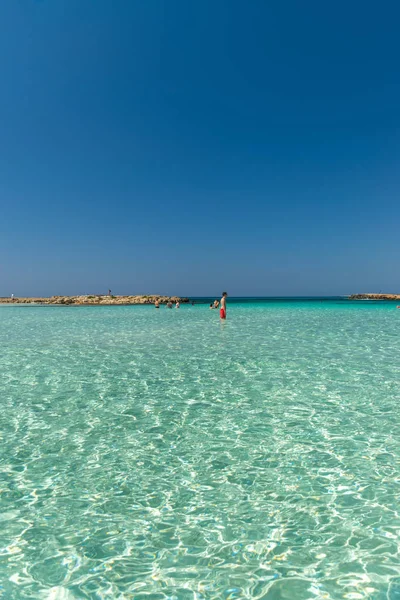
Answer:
[1,0,399,296]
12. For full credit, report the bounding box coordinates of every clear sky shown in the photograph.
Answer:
[1,0,399,297]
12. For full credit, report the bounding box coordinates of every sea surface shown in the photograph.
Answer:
[1,299,400,599]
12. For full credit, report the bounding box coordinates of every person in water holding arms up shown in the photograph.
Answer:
[220,292,228,319]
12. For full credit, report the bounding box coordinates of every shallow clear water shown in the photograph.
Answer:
[1,301,400,599]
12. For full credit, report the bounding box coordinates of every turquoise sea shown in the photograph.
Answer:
[1,299,400,599]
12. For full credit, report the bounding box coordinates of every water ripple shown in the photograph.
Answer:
[0,303,399,598]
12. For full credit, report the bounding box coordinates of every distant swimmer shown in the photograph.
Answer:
[213,300,219,309]
[167,301,173,308]
[210,303,214,309]
[176,301,180,308]
[155,300,160,309]
[220,292,228,320]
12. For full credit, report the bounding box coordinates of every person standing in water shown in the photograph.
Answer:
[220,292,228,320]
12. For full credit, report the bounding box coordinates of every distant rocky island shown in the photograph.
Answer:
[1,295,189,305]
[349,293,400,301]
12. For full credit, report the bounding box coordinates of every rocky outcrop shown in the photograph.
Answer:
[349,293,400,301]
[0,295,189,305]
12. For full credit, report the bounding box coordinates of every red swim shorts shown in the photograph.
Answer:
[220,308,226,319]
